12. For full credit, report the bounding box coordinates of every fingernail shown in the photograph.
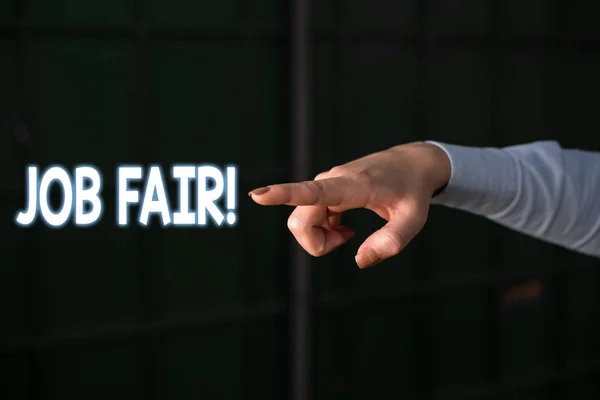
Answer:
[248,187,270,196]
[355,248,381,269]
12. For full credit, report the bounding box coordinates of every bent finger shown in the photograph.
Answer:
[355,212,425,269]
[326,211,343,230]
[288,206,354,256]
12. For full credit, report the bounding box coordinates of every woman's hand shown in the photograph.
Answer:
[248,142,451,269]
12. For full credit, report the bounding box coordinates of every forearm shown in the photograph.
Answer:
[426,140,600,258]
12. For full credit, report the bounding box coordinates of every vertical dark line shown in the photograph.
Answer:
[290,1,312,399]
[548,3,570,399]
[131,1,160,399]
[550,5,569,399]
[484,0,503,389]
[14,0,26,123]
[15,0,43,398]
[411,1,433,398]
[239,2,258,399]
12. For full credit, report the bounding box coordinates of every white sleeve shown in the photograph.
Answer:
[426,140,600,258]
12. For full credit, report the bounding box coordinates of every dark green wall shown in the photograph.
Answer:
[1,1,600,399]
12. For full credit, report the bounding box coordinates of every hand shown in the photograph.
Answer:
[248,142,451,269]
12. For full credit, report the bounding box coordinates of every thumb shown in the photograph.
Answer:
[355,210,426,269]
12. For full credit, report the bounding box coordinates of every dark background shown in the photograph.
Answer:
[2,1,600,399]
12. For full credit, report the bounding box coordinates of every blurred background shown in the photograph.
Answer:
[2,0,600,399]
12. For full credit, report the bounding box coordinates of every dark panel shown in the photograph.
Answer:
[563,52,600,150]
[313,0,420,31]
[251,0,286,25]
[353,304,415,398]
[565,375,599,399]
[27,0,133,24]
[566,268,600,363]
[37,199,139,333]
[424,209,494,280]
[312,42,342,172]
[313,310,350,400]
[343,43,419,149]
[424,48,491,147]
[503,0,559,36]
[564,0,600,40]
[430,286,488,390]
[151,41,287,176]
[38,342,144,400]
[156,328,244,399]
[0,3,16,24]
[311,0,337,27]
[314,304,416,399]
[427,0,491,35]
[314,41,418,170]
[160,228,244,312]
[148,0,241,26]
[27,39,134,186]
[241,316,287,399]
[235,199,289,302]
[0,40,21,193]
[504,388,547,400]
[344,0,419,32]
[495,50,556,146]
[353,248,417,296]
[0,202,28,343]
[499,276,552,380]
[0,354,30,400]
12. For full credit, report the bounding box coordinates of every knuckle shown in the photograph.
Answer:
[352,170,375,191]
[314,172,328,181]
[328,165,346,176]
[400,202,419,219]
[287,214,303,232]
[403,198,429,225]
[353,169,372,182]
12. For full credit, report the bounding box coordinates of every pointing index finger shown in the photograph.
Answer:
[249,177,368,210]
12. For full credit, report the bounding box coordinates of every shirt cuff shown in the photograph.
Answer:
[424,141,519,212]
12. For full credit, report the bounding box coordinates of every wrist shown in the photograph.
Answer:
[413,142,452,197]
[387,141,452,197]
